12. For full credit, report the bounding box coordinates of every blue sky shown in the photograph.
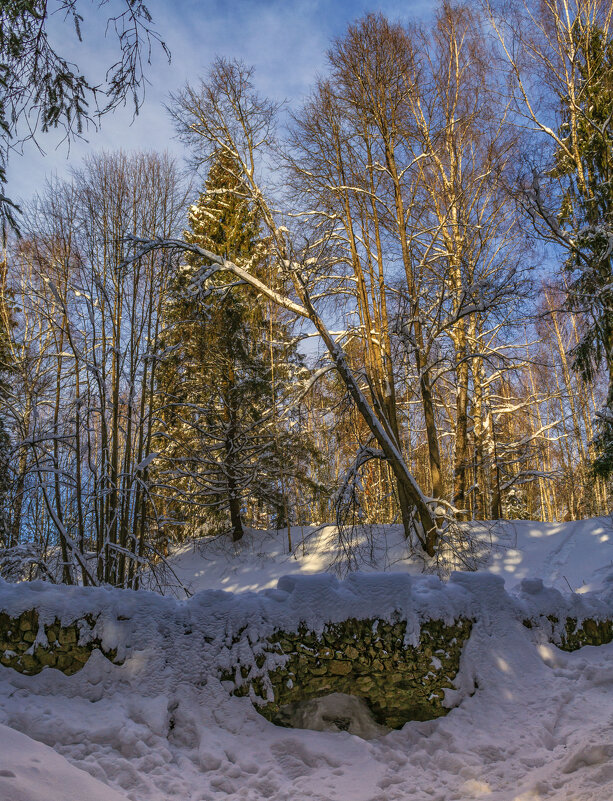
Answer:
[7,0,435,205]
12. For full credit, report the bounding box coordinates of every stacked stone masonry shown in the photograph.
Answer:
[228,614,613,729]
[0,609,119,675]
[2,605,613,731]
[229,617,473,729]
[523,615,613,651]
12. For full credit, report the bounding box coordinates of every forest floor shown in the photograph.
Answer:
[1,516,613,801]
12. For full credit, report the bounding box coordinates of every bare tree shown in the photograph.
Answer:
[486,0,613,475]
[9,151,186,586]
[0,0,169,230]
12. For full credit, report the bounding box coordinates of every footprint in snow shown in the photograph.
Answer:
[562,744,613,774]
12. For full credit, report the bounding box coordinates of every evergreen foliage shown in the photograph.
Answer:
[159,150,315,541]
[554,25,613,477]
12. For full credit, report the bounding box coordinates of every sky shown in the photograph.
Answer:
[6,0,436,206]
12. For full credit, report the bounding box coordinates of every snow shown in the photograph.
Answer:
[166,517,613,597]
[484,518,613,594]
[278,693,391,739]
[0,722,128,801]
[1,517,613,800]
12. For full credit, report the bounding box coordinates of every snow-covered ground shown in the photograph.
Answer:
[0,723,129,801]
[2,516,613,801]
[167,517,613,596]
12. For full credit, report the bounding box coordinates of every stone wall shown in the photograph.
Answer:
[0,609,119,676]
[523,615,613,651]
[228,617,473,729]
[3,598,613,733]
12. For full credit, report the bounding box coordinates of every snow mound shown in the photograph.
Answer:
[0,722,128,801]
[2,518,613,800]
[278,692,391,739]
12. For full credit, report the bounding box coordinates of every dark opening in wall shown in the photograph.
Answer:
[277,692,391,739]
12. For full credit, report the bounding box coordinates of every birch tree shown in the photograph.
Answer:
[406,3,524,516]
[486,0,613,476]
[10,151,186,586]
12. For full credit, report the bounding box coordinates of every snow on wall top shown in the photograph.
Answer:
[0,571,612,660]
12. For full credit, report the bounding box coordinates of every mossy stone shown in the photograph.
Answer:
[329,660,352,676]
[58,628,78,646]
[19,654,39,673]
[234,617,473,729]
[0,610,118,678]
[35,648,58,668]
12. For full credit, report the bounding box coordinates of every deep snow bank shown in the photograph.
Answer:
[2,570,613,680]
[0,572,612,714]
[0,723,129,801]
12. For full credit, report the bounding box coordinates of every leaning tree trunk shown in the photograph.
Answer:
[301,293,438,555]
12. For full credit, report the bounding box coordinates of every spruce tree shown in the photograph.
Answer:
[553,26,613,477]
[159,150,312,542]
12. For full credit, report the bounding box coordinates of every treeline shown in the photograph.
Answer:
[0,0,611,585]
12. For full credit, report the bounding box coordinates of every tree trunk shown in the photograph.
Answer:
[228,488,244,542]
[302,291,437,554]
[453,356,470,517]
